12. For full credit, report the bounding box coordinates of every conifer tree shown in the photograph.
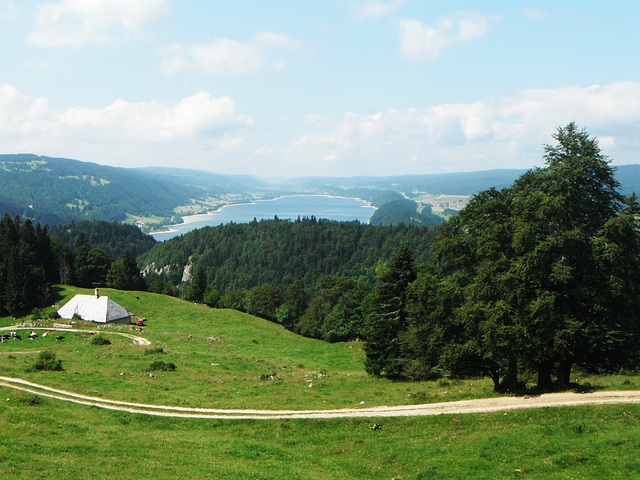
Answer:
[364,243,416,377]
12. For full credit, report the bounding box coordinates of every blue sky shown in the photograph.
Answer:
[1,1,639,177]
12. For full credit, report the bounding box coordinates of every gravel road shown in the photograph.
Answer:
[2,375,640,420]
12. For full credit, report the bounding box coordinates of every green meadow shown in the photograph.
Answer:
[2,287,640,479]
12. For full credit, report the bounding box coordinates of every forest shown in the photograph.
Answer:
[1,124,639,392]
[369,198,445,227]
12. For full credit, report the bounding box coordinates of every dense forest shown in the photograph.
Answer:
[50,220,156,259]
[140,218,437,292]
[0,216,149,317]
[0,215,56,317]
[369,199,445,227]
[140,218,438,342]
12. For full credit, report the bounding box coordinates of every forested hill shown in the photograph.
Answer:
[49,220,156,260]
[3,153,640,228]
[370,199,445,227]
[139,217,437,293]
[0,154,265,226]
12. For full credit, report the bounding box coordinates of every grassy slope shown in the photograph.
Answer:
[2,286,640,479]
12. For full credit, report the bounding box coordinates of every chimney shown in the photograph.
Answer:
[95,288,100,298]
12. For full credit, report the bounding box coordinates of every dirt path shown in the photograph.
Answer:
[0,325,151,346]
[2,375,640,419]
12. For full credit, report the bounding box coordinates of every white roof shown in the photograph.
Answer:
[57,294,133,324]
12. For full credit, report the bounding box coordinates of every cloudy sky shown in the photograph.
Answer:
[1,1,639,177]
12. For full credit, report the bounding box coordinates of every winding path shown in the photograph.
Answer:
[3,325,640,419]
[0,325,151,346]
[2,375,640,419]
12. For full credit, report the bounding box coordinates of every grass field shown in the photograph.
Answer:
[2,286,640,479]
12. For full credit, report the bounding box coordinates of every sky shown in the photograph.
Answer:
[1,0,640,178]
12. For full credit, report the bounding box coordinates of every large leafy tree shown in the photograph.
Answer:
[428,123,640,389]
[510,123,639,386]
[430,187,523,391]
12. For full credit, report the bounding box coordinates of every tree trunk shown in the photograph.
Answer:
[491,372,501,392]
[537,361,553,389]
[502,357,519,392]
[556,359,572,387]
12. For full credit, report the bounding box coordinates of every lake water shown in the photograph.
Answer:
[151,195,377,241]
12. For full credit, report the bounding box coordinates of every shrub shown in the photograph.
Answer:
[32,351,63,371]
[91,335,111,346]
[149,360,176,371]
[18,394,44,406]
[144,347,165,355]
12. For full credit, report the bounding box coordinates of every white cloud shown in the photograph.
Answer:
[190,39,264,75]
[2,82,640,176]
[350,0,404,19]
[0,1,20,22]
[29,0,168,47]
[163,32,304,76]
[0,84,53,135]
[0,85,252,164]
[283,82,640,176]
[57,91,252,140]
[254,31,304,49]
[398,11,498,63]
[523,9,547,20]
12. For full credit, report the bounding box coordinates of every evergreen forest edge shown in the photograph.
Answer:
[2,123,640,393]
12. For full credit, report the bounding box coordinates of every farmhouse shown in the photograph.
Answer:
[57,289,133,325]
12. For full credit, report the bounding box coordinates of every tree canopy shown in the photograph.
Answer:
[366,124,640,390]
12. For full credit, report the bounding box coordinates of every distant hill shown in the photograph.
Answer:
[370,199,445,227]
[616,164,640,196]
[282,164,640,199]
[0,155,267,227]
[2,153,639,227]
[276,169,527,198]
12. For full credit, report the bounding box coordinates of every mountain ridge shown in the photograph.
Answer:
[2,153,639,227]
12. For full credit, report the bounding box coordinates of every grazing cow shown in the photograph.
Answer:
[42,332,47,337]
[14,334,22,340]
[29,332,38,339]
[55,336,64,341]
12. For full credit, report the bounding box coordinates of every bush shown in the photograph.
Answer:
[144,347,165,355]
[91,335,111,346]
[32,351,63,371]
[18,394,44,406]
[149,360,176,371]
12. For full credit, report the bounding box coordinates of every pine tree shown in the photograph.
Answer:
[364,243,416,377]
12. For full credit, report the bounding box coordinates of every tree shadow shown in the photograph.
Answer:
[511,381,601,397]
[49,285,66,304]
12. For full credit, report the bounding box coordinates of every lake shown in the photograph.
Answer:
[151,195,377,241]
